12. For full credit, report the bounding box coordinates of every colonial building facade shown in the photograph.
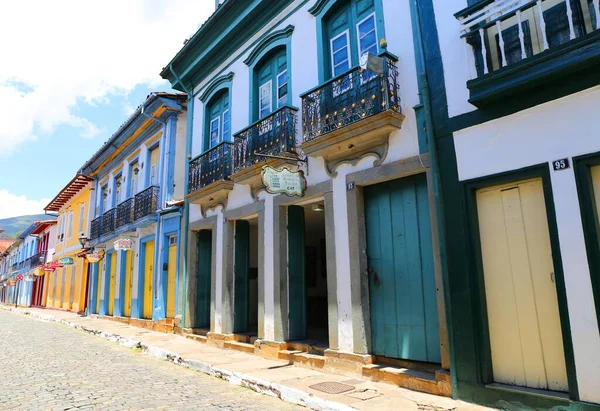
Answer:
[161,0,451,396]
[424,0,600,408]
[81,92,187,329]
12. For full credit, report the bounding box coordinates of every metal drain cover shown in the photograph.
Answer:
[309,381,355,394]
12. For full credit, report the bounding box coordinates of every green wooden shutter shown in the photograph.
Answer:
[288,206,306,341]
[196,230,212,328]
[234,220,250,333]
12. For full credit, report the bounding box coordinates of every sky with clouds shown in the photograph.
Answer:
[0,0,215,219]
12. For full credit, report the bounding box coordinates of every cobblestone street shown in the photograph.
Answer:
[0,310,301,410]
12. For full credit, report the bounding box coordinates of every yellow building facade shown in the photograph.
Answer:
[44,174,94,313]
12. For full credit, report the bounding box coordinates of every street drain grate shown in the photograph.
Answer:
[309,381,355,394]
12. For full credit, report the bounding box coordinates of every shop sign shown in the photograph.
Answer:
[59,257,74,266]
[86,251,105,263]
[7,280,16,286]
[15,274,24,281]
[261,166,307,197]
[114,238,133,251]
[34,268,45,277]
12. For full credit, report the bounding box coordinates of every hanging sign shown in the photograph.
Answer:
[85,250,105,263]
[59,257,74,266]
[261,166,307,197]
[114,238,133,251]
[34,268,45,277]
[7,280,16,286]
[15,274,24,281]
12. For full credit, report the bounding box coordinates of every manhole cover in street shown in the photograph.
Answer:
[309,381,355,394]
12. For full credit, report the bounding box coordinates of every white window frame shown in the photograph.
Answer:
[276,70,288,108]
[209,117,221,149]
[356,13,379,83]
[79,204,85,234]
[330,30,351,77]
[330,30,352,97]
[222,109,230,142]
[259,80,273,119]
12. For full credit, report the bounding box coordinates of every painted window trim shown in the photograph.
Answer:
[259,79,273,119]
[313,0,387,83]
[330,29,352,77]
[199,74,233,155]
[245,26,294,122]
[222,109,230,142]
[356,12,378,57]
[277,69,289,107]
[78,204,85,235]
[209,116,222,149]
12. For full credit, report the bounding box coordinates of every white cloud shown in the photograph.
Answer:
[0,190,51,219]
[0,0,215,154]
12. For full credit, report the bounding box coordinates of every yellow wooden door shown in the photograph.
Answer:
[124,250,133,317]
[476,178,567,391]
[96,260,104,314]
[592,166,600,220]
[143,241,155,319]
[149,147,159,186]
[167,242,177,318]
[108,253,117,316]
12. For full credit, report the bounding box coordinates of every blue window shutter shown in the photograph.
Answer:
[544,0,586,49]
[495,20,533,66]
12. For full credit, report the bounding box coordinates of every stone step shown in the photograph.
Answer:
[224,341,255,354]
[277,349,302,361]
[363,365,444,396]
[292,352,325,369]
[185,334,208,344]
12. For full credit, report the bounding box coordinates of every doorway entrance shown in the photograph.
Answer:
[287,202,329,348]
[476,177,567,391]
[233,218,259,336]
[364,173,440,363]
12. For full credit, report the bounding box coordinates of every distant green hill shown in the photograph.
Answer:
[0,214,55,239]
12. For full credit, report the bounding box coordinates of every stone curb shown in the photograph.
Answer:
[1,306,353,411]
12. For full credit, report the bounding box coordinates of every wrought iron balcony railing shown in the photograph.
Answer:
[233,106,298,174]
[30,251,47,269]
[457,0,599,78]
[90,216,102,240]
[134,186,160,220]
[101,208,116,236]
[116,197,135,228]
[188,142,233,193]
[301,54,400,143]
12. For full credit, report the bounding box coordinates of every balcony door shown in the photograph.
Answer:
[149,147,159,187]
[254,48,288,122]
[205,90,230,154]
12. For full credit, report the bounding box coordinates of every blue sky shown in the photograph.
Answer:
[0,0,215,218]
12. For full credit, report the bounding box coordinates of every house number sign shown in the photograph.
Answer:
[552,158,570,171]
[261,166,307,197]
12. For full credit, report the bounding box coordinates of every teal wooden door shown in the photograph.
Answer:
[288,206,306,340]
[234,220,250,333]
[365,173,440,363]
[195,230,212,328]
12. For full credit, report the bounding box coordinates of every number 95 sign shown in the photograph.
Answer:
[553,158,570,171]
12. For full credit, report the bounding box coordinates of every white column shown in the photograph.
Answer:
[262,194,276,341]
[549,165,600,404]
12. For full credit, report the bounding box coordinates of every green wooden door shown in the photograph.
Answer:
[234,221,250,333]
[288,206,307,341]
[365,173,440,363]
[195,230,212,328]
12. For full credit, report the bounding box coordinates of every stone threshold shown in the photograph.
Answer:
[0,304,490,411]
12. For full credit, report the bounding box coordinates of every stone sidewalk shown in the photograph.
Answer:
[1,305,494,411]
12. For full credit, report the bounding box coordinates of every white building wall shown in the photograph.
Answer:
[187,0,423,352]
[453,86,600,404]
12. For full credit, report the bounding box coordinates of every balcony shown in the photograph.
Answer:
[90,216,102,240]
[187,142,234,210]
[457,0,600,106]
[231,106,299,190]
[30,251,47,269]
[300,53,404,175]
[134,186,160,220]
[116,197,135,228]
[101,208,116,236]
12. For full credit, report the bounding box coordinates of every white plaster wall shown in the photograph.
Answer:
[174,110,188,200]
[186,0,425,353]
[432,0,478,117]
[453,86,600,403]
